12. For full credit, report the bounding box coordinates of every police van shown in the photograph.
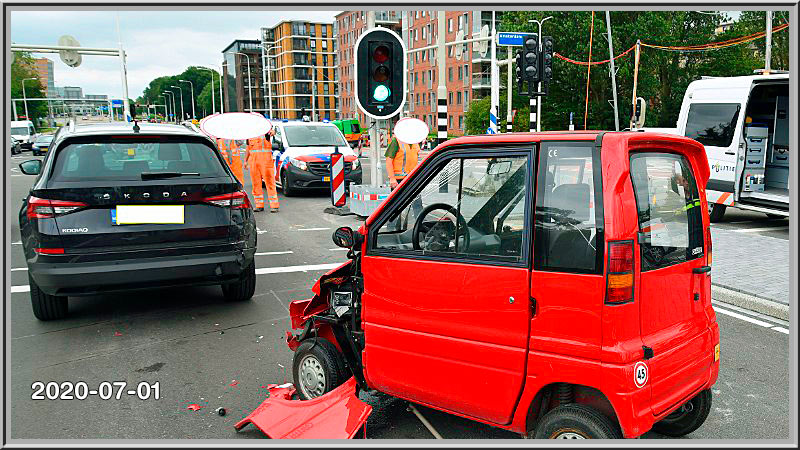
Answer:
[673,73,789,221]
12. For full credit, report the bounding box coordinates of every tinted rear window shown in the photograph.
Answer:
[630,153,704,271]
[50,138,227,182]
[684,103,741,148]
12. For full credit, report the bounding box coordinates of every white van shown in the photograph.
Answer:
[673,73,789,221]
[11,120,37,149]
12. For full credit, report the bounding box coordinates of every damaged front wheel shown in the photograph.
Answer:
[292,338,348,400]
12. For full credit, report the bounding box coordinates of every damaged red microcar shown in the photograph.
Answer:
[286,131,720,439]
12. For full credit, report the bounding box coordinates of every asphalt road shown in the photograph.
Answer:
[5,148,792,441]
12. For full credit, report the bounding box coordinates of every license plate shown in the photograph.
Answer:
[112,205,184,225]
[323,176,331,182]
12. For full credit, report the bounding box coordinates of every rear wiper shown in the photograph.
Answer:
[141,171,200,180]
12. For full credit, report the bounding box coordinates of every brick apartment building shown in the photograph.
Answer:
[335,10,500,136]
[32,57,55,97]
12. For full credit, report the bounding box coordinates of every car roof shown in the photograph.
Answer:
[56,121,208,140]
[276,121,338,128]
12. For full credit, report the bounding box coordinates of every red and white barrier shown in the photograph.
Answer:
[330,151,346,207]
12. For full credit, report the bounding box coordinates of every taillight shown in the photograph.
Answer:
[706,227,713,266]
[203,190,251,209]
[27,196,88,219]
[606,240,634,304]
[34,248,65,255]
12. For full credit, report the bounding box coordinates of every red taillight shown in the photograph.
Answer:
[706,227,713,266]
[34,248,65,255]
[203,190,251,209]
[606,240,634,304]
[27,196,88,219]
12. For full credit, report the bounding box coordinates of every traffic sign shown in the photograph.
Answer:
[111,99,123,106]
[100,105,108,111]
[497,32,535,47]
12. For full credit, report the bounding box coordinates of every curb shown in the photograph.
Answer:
[711,284,789,321]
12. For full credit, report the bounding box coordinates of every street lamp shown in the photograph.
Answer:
[179,79,196,119]
[21,77,38,121]
[263,44,282,119]
[159,94,169,121]
[197,67,217,115]
[234,51,253,112]
[528,16,553,132]
[170,85,185,121]
[162,91,176,123]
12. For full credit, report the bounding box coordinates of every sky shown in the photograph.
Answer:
[10,10,340,99]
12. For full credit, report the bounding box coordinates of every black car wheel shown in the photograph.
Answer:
[29,274,68,321]
[221,260,256,302]
[708,204,726,223]
[652,389,713,437]
[533,404,622,439]
[281,169,297,197]
[292,337,348,400]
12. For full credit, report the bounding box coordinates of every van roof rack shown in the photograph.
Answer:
[753,69,789,75]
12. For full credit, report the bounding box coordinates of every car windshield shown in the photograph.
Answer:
[35,135,54,144]
[284,125,348,147]
[50,138,228,182]
[11,127,29,135]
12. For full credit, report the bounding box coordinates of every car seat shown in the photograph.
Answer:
[546,183,595,270]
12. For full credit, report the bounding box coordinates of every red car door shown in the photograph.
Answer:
[362,149,533,425]
[629,151,713,415]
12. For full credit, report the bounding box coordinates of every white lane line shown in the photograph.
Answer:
[11,286,30,293]
[711,300,789,327]
[713,306,775,328]
[734,226,789,233]
[297,227,331,231]
[329,248,348,252]
[12,242,22,245]
[11,268,28,271]
[255,251,293,256]
[772,327,789,334]
[255,263,340,275]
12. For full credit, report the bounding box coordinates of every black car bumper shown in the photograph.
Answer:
[285,165,363,189]
[28,247,256,296]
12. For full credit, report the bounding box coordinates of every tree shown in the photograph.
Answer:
[11,52,48,125]
[136,66,217,119]
[735,11,790,71]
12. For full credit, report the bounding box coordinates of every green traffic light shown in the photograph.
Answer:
[373,85,390,102]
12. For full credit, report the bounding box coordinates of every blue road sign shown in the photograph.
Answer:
[100,105,108,111]
[111,99,123,106]
[497,32,535,46]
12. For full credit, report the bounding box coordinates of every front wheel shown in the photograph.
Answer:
[281,169,297,197]
[292,337,348,400]
[652,389,712,437]
[533,404,622,439]
[708,203,726,223]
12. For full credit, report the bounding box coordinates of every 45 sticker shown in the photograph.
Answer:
[634,362,649,388]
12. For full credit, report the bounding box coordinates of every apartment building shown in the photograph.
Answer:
[32,57,55,97]
[261,20,338,120]
[336,10,500,136]
[222,39,265,113]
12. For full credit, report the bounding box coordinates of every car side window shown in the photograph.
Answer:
[534,142,601,273]
[630,152,704,271]
[373,153,530,264]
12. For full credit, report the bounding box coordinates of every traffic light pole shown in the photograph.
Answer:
[367,11,380,188]
[507,45,513,132]
[529,17,552,132]
[437,11,447,147]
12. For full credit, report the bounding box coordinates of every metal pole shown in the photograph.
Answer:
[267,51,274,118]
[13,98,18,120]
[490,11,498,134]
[529,17,553,132]
[312,67,317,121]
[180,80,195,119]
[235,52,253,112]
[261,41,268,116]
[765,11,773,73]
[606,11,620,131]
[116,15,131,122]
[629,40,641,129]
[171,86,185,121]
[199,68,216,115]
[507,45,513,132]
[160,94,168,121]
[21,78,36,121]
[367,11,379,187]
[217,63,225,113]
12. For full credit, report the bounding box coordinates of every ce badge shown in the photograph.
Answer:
[634,362,649,388]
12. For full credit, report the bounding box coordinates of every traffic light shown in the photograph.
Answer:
[523,34,540,86]
[355,27,406,119]
[515,49,525,93]
[540,36,554,85]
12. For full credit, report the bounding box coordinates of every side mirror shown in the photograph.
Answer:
[332,226,361,249]
[631,97,647,129]
[19,160,42,176]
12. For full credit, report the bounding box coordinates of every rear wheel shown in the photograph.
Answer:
[29,274,68,321]
[292,337,348,400]
[533,404,622,439]
[221,260,256,302]
[708,203,726,223]
[652,389,712,437]
[281,169,297,197]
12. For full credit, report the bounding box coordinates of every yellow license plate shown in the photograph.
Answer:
[115,205,184,225]
[323,176,330,182]
[714,344,720,362]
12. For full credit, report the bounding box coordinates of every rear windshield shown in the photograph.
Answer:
[630,153,704,271]
[35,135,54,144]
[684,103,741,148]
[11,127,30,135]
[50,138,227,182]
[284,125,348,147]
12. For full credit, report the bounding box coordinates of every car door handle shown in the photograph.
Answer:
[530,297,537,316]
[692,266,711,274]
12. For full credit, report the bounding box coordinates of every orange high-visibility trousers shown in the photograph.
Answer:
[229,144,244,184]
[248,150,279,209]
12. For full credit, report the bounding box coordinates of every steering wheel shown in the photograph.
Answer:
[412,203,470,251]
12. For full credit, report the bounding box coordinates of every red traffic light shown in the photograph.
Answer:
[373,45,390,63]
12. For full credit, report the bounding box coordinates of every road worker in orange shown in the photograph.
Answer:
[217,138,244,184]
[244,129,279,212]
[384,129,421,190]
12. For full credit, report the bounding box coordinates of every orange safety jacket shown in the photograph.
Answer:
[391,138,420,179]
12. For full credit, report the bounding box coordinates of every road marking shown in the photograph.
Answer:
[713,305,775,328]
[329,248,348,251]
[11,268,28,271]
[734,226,789,233]
[772,327,789,334]
[11,286,30,293]
[255,263,340,275]
[297,227,331,231]
[255,251,293,256]
[711,300,788,327]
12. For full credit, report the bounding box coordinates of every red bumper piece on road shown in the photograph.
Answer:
[234,377,372,439]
